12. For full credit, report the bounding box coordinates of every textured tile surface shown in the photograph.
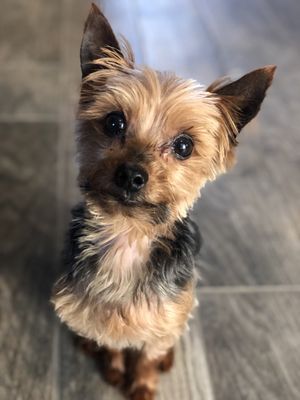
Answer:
[189,0,300,285]
[199,291,300,400]
[0,65,61,119]
[0,122,59,400]
[134,0,222,80]
[0,0,62,65]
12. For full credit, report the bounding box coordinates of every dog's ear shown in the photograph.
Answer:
[80,3,122,78]
[208,66,276,135]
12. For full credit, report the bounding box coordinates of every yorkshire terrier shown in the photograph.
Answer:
[52,3,275,399]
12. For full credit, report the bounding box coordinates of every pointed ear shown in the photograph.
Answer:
[80,3,122,78]
[208,65,276,133]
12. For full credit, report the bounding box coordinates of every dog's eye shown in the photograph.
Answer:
[104,112,127,137]
[172,134,194,159]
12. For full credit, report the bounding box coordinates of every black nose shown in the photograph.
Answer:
[114,163,148,193]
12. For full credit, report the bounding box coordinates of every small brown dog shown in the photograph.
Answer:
[52,3,275,399]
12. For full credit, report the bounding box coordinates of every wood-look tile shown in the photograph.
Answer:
[54,0,86,206]
[59,326,124,400]
[0,122,59,399]
[0,0,62,65]
[264,0,300,37]
[158,324,213,400]
[196,0,300,71]
[199,291,300,400]
[192,132,300,286]
[0,65,60,119]
[188,0,300,286]
[134,0,223,81]
[99,0,144,64]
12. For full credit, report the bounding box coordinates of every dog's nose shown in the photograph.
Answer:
[114,163,148,193]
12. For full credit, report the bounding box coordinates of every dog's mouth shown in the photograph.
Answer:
[106,189,142,206]
[80,181,169,224]
[115,194,170,224]
[80,181,135,205]
[85,185,144,208]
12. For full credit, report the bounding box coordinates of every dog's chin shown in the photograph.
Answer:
[88,189,144,211]
[108,190,143,207]
[87,189,170,225]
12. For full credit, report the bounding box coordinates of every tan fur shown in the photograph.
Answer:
[77,47,237,227]
[52,5,275,400]
[129,354,159,396]
[52,9,274,398]
[53,43,235,365]
[74,202,153,302]
[54,282,195,360]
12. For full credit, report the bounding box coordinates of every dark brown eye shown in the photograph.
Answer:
[104,112,126,137]
[172,134,194,159]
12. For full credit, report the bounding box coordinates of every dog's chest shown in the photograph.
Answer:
[53,208,199,354]
[74,233,195,349]
[78,286,196,356]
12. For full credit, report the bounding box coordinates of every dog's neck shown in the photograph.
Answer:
[80,201,174,302]
[86,199,174,242]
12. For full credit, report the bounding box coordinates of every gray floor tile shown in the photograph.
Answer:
[0,0,62,65]
[199,291,300,400]
[0,65,60,120]
[59,326,124,400]
[187,0,300,286]
[0,122,59,400]
[100,0,144,64]
[134,0,222,81]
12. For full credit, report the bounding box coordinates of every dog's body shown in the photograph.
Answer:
[52,4,275,399]
[54,203,199,359]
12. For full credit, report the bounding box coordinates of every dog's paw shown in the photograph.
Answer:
[103,367,124,387]
[129,386,155,400]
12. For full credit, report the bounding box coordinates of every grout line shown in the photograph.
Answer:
[51,0,74,399]
[194,317,216,400]
[51,323,61,400]
[198,284,300,295]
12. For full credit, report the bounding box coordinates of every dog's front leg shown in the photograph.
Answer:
[126,346,174,400]
[99,346,126,387]
[127,351,159,400]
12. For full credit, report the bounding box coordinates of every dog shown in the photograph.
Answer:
[52,3,275,399]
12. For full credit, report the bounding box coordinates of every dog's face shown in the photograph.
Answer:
[77,4,275,226]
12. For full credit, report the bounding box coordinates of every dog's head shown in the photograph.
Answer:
[77,4,275,227]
